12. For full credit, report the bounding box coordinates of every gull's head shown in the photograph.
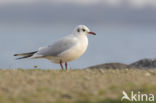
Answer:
[74,25,96,36]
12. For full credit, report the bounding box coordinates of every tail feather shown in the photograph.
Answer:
[14,51,37,59]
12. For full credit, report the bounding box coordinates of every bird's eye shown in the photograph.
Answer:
[82,29,86,32]
[77,29,80,32]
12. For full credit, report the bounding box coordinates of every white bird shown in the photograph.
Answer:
[14,25,96,70]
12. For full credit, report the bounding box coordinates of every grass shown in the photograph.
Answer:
[0,68,155,103]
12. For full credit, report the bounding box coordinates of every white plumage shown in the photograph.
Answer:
[14,25,96,70]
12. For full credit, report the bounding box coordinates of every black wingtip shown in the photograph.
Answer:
[14,54,18,56]
[15,57,26,60]
[15,58,22,60]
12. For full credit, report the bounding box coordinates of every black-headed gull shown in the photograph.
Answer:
[14,25,96,70]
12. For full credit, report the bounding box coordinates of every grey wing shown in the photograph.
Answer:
[38,36,77,56]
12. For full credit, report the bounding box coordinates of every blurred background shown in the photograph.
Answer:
[0,0,156,69]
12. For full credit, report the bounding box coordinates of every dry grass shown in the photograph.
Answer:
[0,68,155,103]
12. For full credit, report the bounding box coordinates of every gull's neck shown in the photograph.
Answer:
[74,32,87,38]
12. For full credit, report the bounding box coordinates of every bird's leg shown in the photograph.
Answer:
[60,60,64,70]
[65,62,68,70]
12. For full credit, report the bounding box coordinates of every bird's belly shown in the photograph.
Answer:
[62,46,86,61]
[46,43,88,63]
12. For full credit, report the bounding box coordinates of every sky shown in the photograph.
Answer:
[0,0,156,6]
[0,0,156,25]
[0,0,156,69]
[0,0,156,26]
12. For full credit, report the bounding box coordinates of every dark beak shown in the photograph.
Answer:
[88,32,96,35]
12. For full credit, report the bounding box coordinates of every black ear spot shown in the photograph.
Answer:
[82,29,86,32]
[77,29,80,32]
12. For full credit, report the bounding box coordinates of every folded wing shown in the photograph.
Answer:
[37,35,77,57]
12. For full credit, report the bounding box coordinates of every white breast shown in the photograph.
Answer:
[47,35,88,63]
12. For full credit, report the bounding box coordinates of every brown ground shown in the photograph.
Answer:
[0,68,155,103]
